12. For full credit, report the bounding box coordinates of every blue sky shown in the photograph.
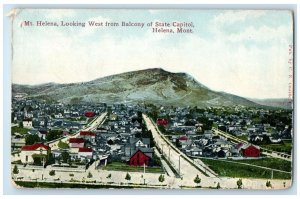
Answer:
[11,9,293,99]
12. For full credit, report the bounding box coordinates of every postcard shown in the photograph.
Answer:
[9,9,293,190]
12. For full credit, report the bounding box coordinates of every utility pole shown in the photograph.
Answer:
[179,155,181,177]
[271,169,273,179]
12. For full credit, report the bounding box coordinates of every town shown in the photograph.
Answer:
[11,95,293,189]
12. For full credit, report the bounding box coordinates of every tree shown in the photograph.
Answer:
[158,174,165,185]
[87,171,93,178]
[46,130,63,142]
[19,122,23,128]
[13,165,19,174]
[49,170,55,176]
[58,140,69,149]
[194,174,201,187]
[46,153,55,165]
[237,179,243,189]
[216,182,221,189]
[106,173,111,179]
[125,173,131,184]
[266,180,272,188]
[11,112,15,123]
[25,134,40,145]
[60,151,70,163]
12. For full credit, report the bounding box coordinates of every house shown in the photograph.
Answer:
[129,149,152,166]
[157,118,169,126]
[124,138,151,157]
[78,147,93,159]
[79,131,96,143]
[130,137,150,148]
[84,111,95,117]
[185,146,203,156]
[109,113,118,121]
[178,135,189,143]
[238,143,260,157]
[217,148,231,158]
[20,143,50,164]
[38,129,48,140]
[69,138,85,148]
[23,118,33,129]
[11,137,26,150]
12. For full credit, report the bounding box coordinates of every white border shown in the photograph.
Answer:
[1,0,299,199]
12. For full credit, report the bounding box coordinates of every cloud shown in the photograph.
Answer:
[212,10,266,26]
[45,9,76,20]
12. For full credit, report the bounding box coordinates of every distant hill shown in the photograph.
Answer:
[12,68,261,107]
[248,98,292,109]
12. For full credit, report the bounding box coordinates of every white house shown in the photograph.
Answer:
[22,119,33,129]
[78,148,93,160]
[20,143,50,164]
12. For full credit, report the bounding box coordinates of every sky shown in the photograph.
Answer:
[11,9,293,99]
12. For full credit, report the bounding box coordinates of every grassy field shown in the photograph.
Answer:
[260,141,292,154]
[11,127,29,135]
[14,181,140,189]
[229,158,292,172]
[103,162,164,173]
[200,158,291,179]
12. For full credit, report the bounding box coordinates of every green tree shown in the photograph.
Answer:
[46,130,62,142]
[194,174,201,187]
[237,179,243,189]
[125,173,131,183]
[60,151,70,163]
[19,122,23,128]
[216,182,221,189]
[47,153,55,165]
[11,112,15,123]
[13,165,19,174]
[58,140,69,149]
[266,180,272,188]
[25,134,40,145]
[49,170,55,176]
[158,174,165,184]
[87,171,93,178]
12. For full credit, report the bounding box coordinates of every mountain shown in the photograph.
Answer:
[12,68,260,107]
[248,98,292,109]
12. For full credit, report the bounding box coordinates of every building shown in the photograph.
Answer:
[69,138,85,148]
[78,147,93,159]
[84,111,95,117]
[79,131,96,144]
[22,118,33,129]
[20,143,50,164]
[238,143,260,157]
[157,118,169,126]
[129,149,151,166]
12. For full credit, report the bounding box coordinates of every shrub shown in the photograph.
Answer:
[237,179,243,189]
[266,180,272,188]
[194,174,201,186]
[87,171,93,178]
[125,173,131,181]
[49,170,55,176]
[158,174,165,183]
[13,165,19,174]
